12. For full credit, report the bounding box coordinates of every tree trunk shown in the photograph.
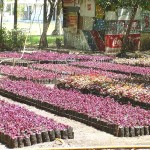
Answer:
[121,5,138,56]
[14,0,17,30]
[39,0,48,48]
[52,0,62,35]
[39,0,55,48]
[0,0,3,30]
[13,0,18,49]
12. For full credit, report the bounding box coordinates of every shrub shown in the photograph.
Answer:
[0,27,26,51]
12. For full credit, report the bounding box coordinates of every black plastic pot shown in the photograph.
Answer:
[61,129,68,139]
[36,133,43,143]
[42,131,50,142]
[55,129,61,138]
[135,126,141,136]
[18,137,24,148]
[117,126,124,137]
[24,136,31,146]
[30,133,37,145]
[144,126,149,135]
[48,130,55,141]
[124,127,130,137]
[129,127,135,137]
[10,137,18,148]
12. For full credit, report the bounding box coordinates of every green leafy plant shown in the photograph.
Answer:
[0,28,26,51]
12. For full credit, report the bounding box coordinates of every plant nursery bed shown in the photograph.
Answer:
[56,73,149,105]
[0,89,120,137]
[38,59,76,64]
[0,65,60,83]
[0,100,74,148]
[8,75,56,84]
[69,62,150,78]
[56,82,150,110]
[113,58,150,67]
[25,51,113,62]
[30,64,129,80]
[1,96,150,149]
[0,80,150,137]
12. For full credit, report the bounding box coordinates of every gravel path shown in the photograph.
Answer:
[0,95,150,150]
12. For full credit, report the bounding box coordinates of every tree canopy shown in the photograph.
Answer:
[0,0,3,10]
[96,0,150,11]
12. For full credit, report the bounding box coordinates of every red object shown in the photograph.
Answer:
[91,31,105,52]
[105,34,140,49]
[128,34,141,50]
[105,35,123,48]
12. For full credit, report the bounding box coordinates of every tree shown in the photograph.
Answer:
[52,0,62,36]
[97,0,150,56]
[39,0,56,48]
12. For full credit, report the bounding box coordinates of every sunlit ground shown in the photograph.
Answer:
[2,21,63,35]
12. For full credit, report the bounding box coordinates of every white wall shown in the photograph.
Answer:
[80,0,95,17]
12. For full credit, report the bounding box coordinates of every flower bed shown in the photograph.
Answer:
[0,65,60,83]
[113,58,150,67]
[99,83,150,105]
[70,62,150,77]
[23,51,76,62]
[0,100,74,148]
[58,75,112,90]
[0,51,113,63]
[0,79,150,137]
[31,64,128,79]
[31,64,99,75]
[0,52,25,59]
[23,51,112,62]
[57,75,150,107]
[74,54,113,62]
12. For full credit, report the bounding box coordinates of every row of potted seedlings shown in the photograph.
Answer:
[30,63,129,80]
[1,59,37,67]
[99,82,150,105]
[113,58,150,67]
[0,51,112,63]
[0,79,150,137]
[57,74,113,90]
[57,75,150,108]
[0,52,30,59]
[70,61,150,77]
[23,51,113,62]
[0,65,60,84]
[0,100,74,148]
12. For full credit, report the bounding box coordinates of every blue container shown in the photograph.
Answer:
[93,19,105,31]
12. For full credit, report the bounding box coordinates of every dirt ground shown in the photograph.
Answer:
[0,95,150,150]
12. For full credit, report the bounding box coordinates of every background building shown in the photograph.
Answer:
[62,0,150,54]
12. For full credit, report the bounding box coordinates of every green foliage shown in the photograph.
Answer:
[17,4,25,19]
[26,35,63,47]
[96,0,150,11]
[0,0,3,10]
[0,28,26,51]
